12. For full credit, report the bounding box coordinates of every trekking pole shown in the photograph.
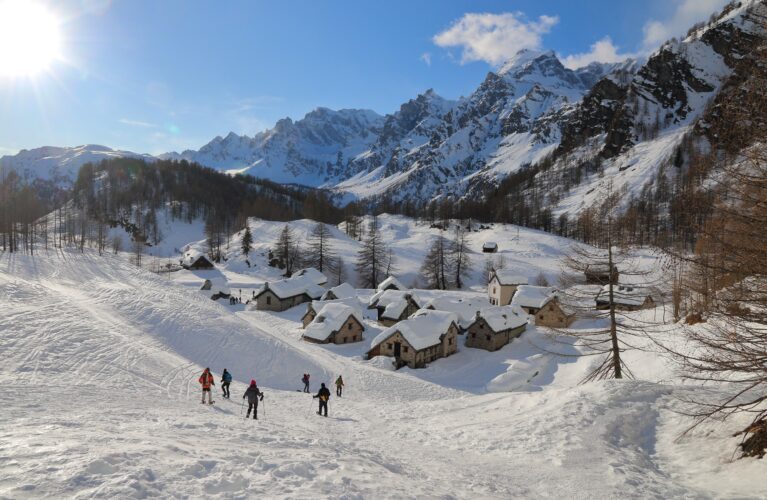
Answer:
[263,399,266,420]
[240,399,244,417]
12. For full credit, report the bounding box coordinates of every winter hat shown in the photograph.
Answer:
[250,379,256,386]
[321,383,326,388]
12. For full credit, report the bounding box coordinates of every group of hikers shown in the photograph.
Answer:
[198,368,345,418]
[228,296,243,305]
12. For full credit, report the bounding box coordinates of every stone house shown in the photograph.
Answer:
[320,282,356,301]
[488,270,528,306]
[512,285,575,327]
[292,267,328,287]
[301,297,365,327]
[465,306,527,351]
[367,310,459,369]
[302,303,365,345]
[368,290,422,326]
[252,276,325,312]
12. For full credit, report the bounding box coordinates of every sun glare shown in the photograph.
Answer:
[0,0,63,78]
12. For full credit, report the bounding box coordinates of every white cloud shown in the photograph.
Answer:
[119,118,157,128]
[420,52,432,66]
[433,12,559,66]
[562,37,636,69]
[641,0,729,51]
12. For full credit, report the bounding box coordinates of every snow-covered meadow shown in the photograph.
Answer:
[1,215,765,498]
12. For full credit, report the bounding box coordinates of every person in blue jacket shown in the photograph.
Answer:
[221,369,232,399]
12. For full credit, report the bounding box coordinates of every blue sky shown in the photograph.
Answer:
[0,0,728,155]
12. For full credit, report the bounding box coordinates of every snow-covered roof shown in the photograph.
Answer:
[206,277,231,296]
[490,270,528,286]
[303,303,364,342]
[181,249,211,267]
[424,297,488,328]
[321,282,357,300]
[596,285,652,306]
[376,276,406,291]
[368,289,421,309]
[511,285,556,309]
[307,297,365,316]
[370,309,457,351]
[256,275,324,300]
[483,241,498,249]
[293,267,328,285]
[474,306,527,332]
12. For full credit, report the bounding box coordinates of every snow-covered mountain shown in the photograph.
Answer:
[5,0,765,217]
[0,144,155,186]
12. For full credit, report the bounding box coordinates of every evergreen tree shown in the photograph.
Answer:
[241,225,253,257]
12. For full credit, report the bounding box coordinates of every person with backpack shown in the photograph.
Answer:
[221,369,232,399]
[335,375,344,397]
[302,373,310,393]
[242,380,264,419]
[198,368,215,405]
[313,383,331,417]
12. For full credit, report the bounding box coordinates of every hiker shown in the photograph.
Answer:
[198,367,215,405]
[313,383,331,417]
[221,369,232,399]
[242,380,264,419]
[302,373,310,393]
[335,375,344,397]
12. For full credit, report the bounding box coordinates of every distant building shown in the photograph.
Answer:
[465,306,527,351]
[595,285,655,311]
[368,290,422,326]
[292,267,328,287]
[488,270,528,306]
[512,285,575,328]
[376,276,406,292]
[252,276,325,312]
[367,310,459,369]
[302,303,365,345]
[320,282,357,301]
[180,250,214,270]
[482,242,498,253]
[584,264,619,285]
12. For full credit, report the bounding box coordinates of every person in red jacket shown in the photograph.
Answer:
[199,367,215,405]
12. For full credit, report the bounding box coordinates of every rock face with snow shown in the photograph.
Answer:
[0,145,155,186]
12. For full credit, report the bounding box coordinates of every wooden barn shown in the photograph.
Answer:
[180,250,214,270]
[595,285,655,311]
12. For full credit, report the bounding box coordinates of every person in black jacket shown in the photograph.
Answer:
[242,379,264,419]
[313,383,331,417]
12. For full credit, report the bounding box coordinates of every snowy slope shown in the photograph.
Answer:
[2,244,766,497]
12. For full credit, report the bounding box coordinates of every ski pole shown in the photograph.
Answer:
[240,399,244,416]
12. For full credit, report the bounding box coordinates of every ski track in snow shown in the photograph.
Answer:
[1,247,766,499]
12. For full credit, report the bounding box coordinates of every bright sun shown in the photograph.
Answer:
[0,0,63,78]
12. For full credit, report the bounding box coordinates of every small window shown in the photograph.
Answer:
[266,296,271,305]
[549,305,554,311]
[348,322,352,330]
[471,333,476,338]
[493,287,496,294]
[403,346,409,353]
[539,315,544,320]
[387,343,392,350]
[479,323,484,329]
[353,335,357,341]
[448,338,452,346]
[486,334,491,341]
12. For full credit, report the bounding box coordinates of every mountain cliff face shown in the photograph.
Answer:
[4,0,764,219]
